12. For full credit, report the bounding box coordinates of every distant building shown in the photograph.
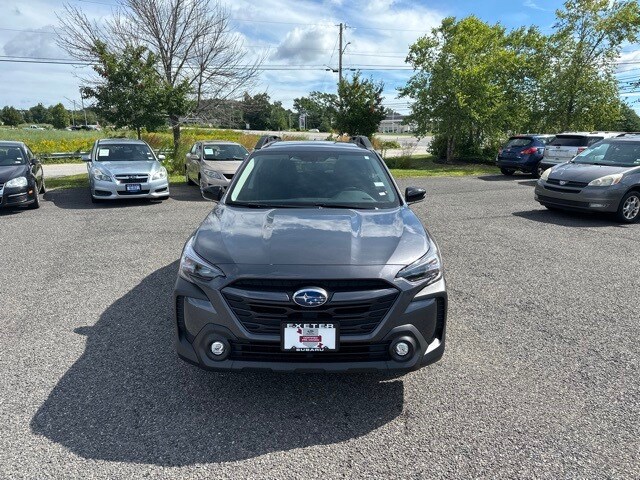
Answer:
[378,111,414,134]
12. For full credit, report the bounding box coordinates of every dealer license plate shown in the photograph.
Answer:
[126,184,141,192]
[281,323,338,352]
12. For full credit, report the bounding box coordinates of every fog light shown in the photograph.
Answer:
[394,342,410,357]
[210,341,226,356]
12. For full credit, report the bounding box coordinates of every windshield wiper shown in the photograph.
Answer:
[312,203,378,210]
[227,201,303,209]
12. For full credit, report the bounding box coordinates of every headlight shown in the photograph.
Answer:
[540,167,552,181]
[179,236,225,281]
[151,167,167,181]
[92,169,112,182]
[396,243,442,285]
[203,169,223,180]
[588,173,623,187]
[5,176,28,188]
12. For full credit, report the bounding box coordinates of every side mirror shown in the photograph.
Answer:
[201,185,225,202]
[405,186,426,204]
[158,154,166,161]
[81,154,91,162]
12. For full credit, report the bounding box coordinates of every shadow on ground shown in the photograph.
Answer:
[31,262,403,466]
[477,174,536,182]
[513,209,628,228]
[43,184,204,210]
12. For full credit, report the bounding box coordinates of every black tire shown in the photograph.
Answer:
[500,168,515,176]
[616,191,640,223]
[90,191,101,204]
[543,204,560,211]
[39,178,46,194]
[535,163,546,178]
[186,168,195,185]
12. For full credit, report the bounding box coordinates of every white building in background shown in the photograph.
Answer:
[378,111,415,134]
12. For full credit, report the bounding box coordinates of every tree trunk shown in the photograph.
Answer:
[136,127,141,139]
[170,115,181,157]
[446,135,455,163]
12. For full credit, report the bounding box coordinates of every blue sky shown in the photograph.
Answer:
[0,0,638,114]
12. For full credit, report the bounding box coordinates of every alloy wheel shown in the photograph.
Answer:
[622,195,640,220]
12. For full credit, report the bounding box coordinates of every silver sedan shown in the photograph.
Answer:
[84,139,169,203]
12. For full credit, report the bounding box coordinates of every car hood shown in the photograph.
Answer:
[192,205,430,266]
[550,162,637,182]
[94,161,160,174]
[0,164,28,184]
[202,160,242,174]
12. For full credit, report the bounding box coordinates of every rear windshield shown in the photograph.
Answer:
[0,146,26,166]
[549,135,589,147]
[504,138,532,148]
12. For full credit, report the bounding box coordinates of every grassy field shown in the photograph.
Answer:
[386,155,499,177]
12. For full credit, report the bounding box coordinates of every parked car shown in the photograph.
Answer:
[83,138,169,203]
[496,134,555,177]
[539,132,622,173]
[184,141,249,189]
[174,136,448,373]
[0,141,45,209]
[535,134,640,222]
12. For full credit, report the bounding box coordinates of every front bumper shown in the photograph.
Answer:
[534,181,624,212]
[173,266,447,373]
[91,178,170,199]
[0,184,37,208]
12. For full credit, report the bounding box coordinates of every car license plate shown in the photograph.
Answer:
[126,184,141,192]
[281,322,338,352]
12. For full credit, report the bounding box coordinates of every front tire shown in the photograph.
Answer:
[39,178,46,194]
[28,189,40,209]
[500,168,515,176]
[616,191,640,223]
[535,163,546,178]
[90,191,101,204]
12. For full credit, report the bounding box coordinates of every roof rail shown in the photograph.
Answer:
[254,135,281,150]
[349,135,374,150]
[615,132,640,137]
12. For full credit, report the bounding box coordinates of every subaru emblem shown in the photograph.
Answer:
[292,287,329,307]
[559,180,568,186]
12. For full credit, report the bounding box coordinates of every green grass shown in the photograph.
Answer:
[387,155,499,177]
[46,173,186,190]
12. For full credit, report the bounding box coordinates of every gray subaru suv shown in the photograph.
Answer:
[173,137,447,373]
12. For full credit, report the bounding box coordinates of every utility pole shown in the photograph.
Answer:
[79,87,88,126]
[338,23,343,85]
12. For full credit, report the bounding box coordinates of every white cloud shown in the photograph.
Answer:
[3,25,63,58]
[523,0,548,12]
[271,26,337,63]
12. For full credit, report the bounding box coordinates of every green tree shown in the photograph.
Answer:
[612,102,640,132]
[335,72,386,137]
[29,103,51,124]
[542,0,640,131]
[242,92,273,130]
[269,101,289,130]
[1,106,24,126]
[82,41,190,138]
[293,92,338,131]
[400,17,543,161]
[49,103,70,129]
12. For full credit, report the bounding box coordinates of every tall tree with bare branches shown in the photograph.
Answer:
[57,0,261,152]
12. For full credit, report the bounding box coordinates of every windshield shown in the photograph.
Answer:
[203,144,248,161]
[549,135,589,147]
[227,151,400,209]
[0,147,26,166]
[574,141,640,167]
[96,144,155,162]
[504,138,532,149]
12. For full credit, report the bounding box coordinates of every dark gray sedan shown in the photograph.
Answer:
[535,136,640,222]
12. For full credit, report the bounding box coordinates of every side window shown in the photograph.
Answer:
[196,144,202,157]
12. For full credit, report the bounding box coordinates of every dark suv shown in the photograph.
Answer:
[496,134,554,177]
[173,137,447,373]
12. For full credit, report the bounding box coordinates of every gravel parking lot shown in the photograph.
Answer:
[1,175,638,479]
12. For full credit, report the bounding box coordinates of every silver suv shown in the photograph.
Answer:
[83,139,169,203]
[540,132,622,172]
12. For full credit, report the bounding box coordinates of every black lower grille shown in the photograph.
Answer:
[544,185,582,193]
[229,341,391,362]
[547,178,588,188]
[435,297,446,339]
[118,189,150,196]
[538,194,589,208]
[222,279,399,336]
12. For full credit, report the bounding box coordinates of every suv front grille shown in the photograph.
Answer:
[546,178,588,188]
[115,174,149,184]
[222,279,399,336]
[229,341,391,362]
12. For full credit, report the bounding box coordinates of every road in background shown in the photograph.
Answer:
[1,176,638,478]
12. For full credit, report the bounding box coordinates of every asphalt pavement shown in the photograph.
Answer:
[1,174,638,479]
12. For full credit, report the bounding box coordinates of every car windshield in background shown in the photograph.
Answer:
[574,142,640,167]
[505,138,532,148]
[227,151,400,209]
[203,144,248,161]
[549,135,589,147]
[0,147,26,166]
[96,144,155,162]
